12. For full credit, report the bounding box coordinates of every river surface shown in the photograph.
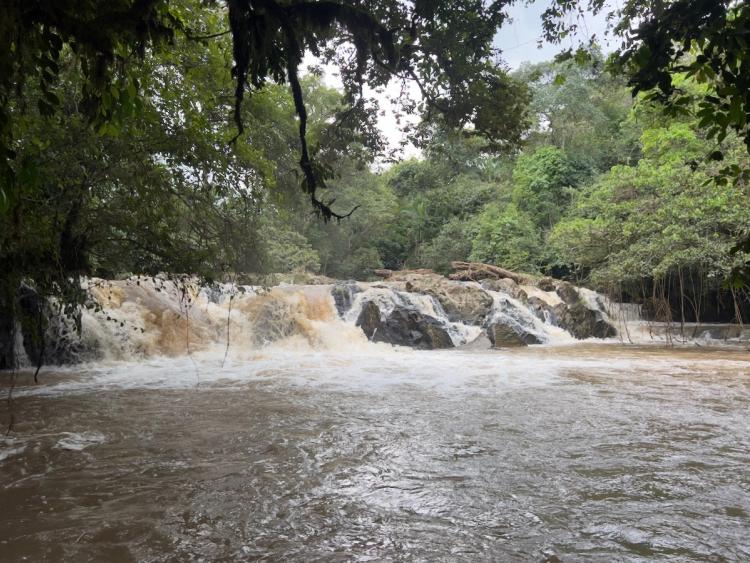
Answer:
[2,344,750,562]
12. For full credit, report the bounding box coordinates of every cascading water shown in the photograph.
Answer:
[13,273,746,368]
[11,275,627,366]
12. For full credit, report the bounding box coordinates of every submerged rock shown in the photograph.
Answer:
[486,321,542,347]
[356,300,454,349]
[403,273,493,325]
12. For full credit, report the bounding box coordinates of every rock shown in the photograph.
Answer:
[356,300,454,349]
[481,278,528,302]
[555,281,581,305]
[403,273,494,325]
[355,301,382,340]
[486,321,542,347]
[550,281,617,339]
[527,296,558,324]
[18,283,45,365]
[0,292,14,369]
[331,281,361,316]
[536,277,558,292]
[553,301,617,340]
[14,283,93,365]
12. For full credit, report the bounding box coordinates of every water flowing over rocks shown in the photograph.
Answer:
[330,281,362,317]
[401,273,494,325]
[554,281,618,340]
[355,300,454,350]
[481,278,528,302]
[0,269,650,367]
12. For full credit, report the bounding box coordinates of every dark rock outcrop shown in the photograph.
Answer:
[355,301,382,340]
[0,292,14,369]
[486,321,542,348]
[554,282,617,339]
[356,301,454,349]
[536,277,558,292]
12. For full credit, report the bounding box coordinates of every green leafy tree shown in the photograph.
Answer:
[550,121,750,320]
[470,203,542,273]
[511,146,586,229]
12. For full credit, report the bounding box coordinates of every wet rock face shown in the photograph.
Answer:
[0,305,14,369]
[481,278,528,302]
[527,296,558,324]
[356,301,454,350]
[355,301,382,340]
[486,321,542,348]
[555,281,581,306]
[331,281,361,317]
[552,282,617,339]
[404,274,493,325]
[536,277,558,292]
[16,283,93,366]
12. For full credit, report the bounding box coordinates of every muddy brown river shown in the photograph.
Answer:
[2,344,750,561]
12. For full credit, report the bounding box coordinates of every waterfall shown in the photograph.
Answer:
[16,273,745,367]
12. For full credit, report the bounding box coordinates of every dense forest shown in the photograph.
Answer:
[2,0,750,368]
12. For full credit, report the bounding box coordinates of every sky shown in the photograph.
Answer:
[308,3,614,160]
[495,2,613,69]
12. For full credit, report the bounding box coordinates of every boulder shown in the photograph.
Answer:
[356,301,454,349]
[481,278,528,302]
[0,293,14,369]
[355,301,382,340]
[527,296,558,324]
[403,273,494,325]
[486,321,542,348]
[16,283,93,366]
[536,277,558,292]
[555,281,581,305]
[330,281,361,316]
[552,284,617,340]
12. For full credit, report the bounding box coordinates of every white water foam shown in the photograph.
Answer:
[54,431,107,451]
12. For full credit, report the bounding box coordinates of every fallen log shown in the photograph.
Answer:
[374,268,435,279]
[449,261,534,285]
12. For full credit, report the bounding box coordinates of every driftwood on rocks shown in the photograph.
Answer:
[449,261,534,285]
[374,268,435,280]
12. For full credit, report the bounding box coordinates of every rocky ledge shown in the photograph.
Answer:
[340,263,618,349]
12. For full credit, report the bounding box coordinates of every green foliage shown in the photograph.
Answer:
[515,53,638,171]
[262,225,321,273]
[550,124,750,290]
[419,219,477,275]
[511,146,586,228]
[470,204,542,273]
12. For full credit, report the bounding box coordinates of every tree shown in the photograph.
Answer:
[1,0,531,220]
[543,1,750,168]
[550,121,750,321]
[511,146,587,229]
[515,53,638,172]
[470,203,542,273]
